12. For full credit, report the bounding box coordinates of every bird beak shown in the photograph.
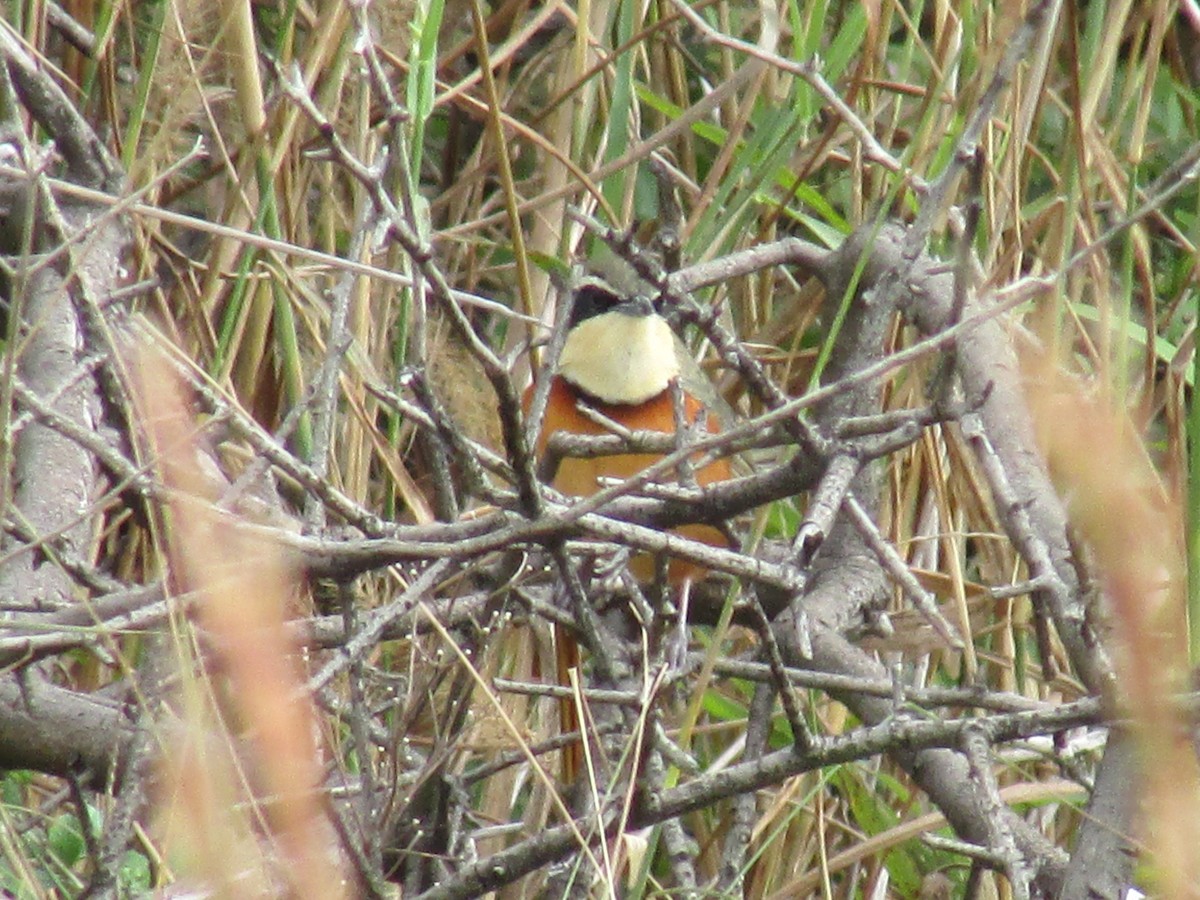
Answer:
[615,295,656,318]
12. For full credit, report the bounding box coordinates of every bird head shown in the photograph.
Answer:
[557,282,680,405]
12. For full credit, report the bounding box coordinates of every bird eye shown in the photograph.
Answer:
[569,282,621,328]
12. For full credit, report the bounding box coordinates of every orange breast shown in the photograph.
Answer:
[526,377,732,583]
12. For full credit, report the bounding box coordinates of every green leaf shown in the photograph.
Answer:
[763,498,802,540]
[700,690,746,723]
[833,766,927,894]
[120,850,153,892]
[48,813,85,868]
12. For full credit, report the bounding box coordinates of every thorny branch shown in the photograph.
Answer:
[0,1,1181,897]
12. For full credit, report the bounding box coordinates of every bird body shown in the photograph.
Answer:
[525,282,732,783]
[528,283,732,583]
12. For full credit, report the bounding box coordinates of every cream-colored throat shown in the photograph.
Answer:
[558,312,679,405]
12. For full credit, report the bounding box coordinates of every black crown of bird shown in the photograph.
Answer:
[523,277,734,781]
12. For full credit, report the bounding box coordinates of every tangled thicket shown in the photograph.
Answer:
[0,1,1198,898]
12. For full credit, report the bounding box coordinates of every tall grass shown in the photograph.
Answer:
[2,0,1197,895]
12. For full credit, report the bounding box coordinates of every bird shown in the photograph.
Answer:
[524,279,733,780]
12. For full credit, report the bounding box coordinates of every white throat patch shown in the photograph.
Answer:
[558,312,679,405]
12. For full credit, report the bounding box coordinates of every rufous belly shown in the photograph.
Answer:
[532,377,732,584]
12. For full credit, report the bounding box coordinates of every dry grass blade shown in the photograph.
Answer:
[0,0,1197,896]
[130,345,348,898]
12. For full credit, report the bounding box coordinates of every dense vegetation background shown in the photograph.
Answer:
[0,0,1198,896]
